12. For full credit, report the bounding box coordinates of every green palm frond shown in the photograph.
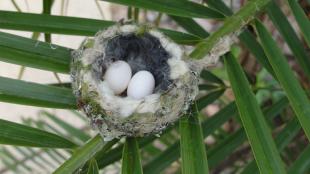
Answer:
[1,0,310,173]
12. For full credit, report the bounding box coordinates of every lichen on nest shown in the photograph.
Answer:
[71,23,198,140]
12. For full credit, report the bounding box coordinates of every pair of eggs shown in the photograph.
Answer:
[104,61,155,99]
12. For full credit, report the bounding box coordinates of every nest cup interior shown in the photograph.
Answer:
[92,32,173,95]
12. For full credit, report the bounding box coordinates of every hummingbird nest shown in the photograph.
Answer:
[71,23,199,140]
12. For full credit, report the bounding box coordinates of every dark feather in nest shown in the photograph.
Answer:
[94,33,173,92]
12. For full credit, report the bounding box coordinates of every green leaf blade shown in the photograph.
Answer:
[93,135,158,173]
[122,137,143,174]
[255,20,310,141]
[200,70,225,85]
[242,117,301,174]
[87,158,99,174]
[158,29,203,45]
[238,30,276,78]
[206,0,233,16]
[43,0,54,42]
[224,53,286,173]
[0,31,71,73]
[196,89,225,111]
[0,76,76,108]
[0,10,114,36]
[288,145,310,174]
[0,11,203,46]
[179,104,209,174]
[266,1,310,79]
[100,0,224,19]
[0,119,77,148]
[208,96,289,169]
[54,135,117,174]
[207,129,246,169]
[287,0,310,47]
[169,15,209,38]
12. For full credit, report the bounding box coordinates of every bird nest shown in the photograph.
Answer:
[71,23,198,140]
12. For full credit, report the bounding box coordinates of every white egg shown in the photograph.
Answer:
[104,60,132,94]
[127,71,155,100]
